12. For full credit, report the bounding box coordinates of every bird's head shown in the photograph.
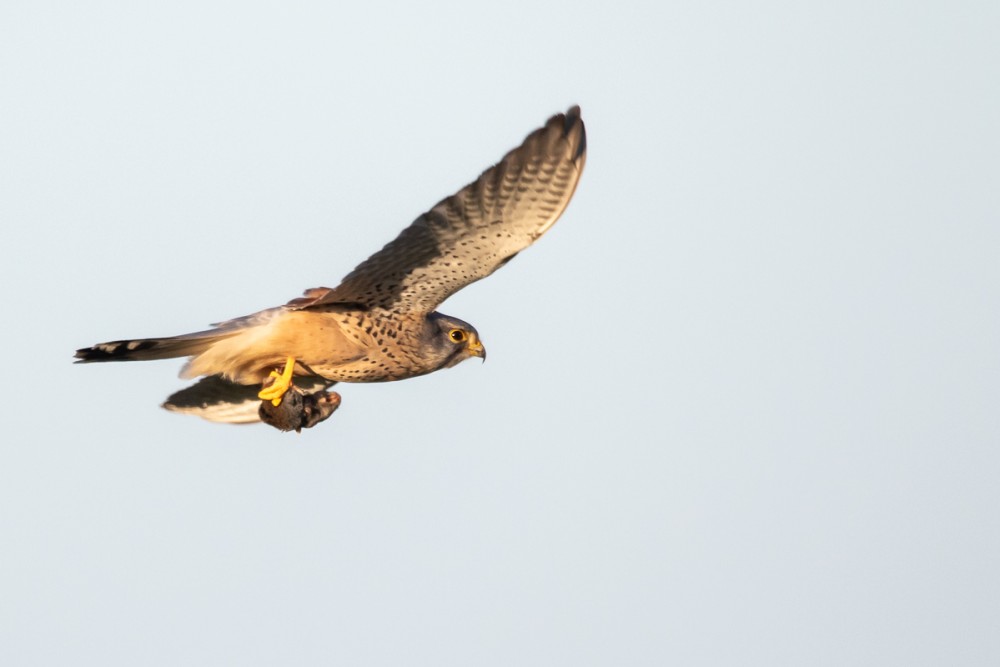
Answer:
[427,313,486,369]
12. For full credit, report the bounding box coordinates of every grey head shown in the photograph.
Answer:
[424,312,486,370]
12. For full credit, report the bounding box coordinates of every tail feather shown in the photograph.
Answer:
[75,307,282,364]
[74,330,240,363]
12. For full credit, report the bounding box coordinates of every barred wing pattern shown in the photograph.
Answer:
[291,106,586,313]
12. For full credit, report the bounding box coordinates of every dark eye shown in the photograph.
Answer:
[449,328,467,343]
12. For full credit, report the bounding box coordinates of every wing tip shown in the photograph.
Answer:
[162,375,265,424]
[555,105,586,164]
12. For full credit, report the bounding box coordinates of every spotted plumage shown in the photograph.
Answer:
[75,106,586,425]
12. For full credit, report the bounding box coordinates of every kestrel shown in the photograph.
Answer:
[75,106,586,429]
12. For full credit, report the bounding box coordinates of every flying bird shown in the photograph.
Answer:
[75,107,587,427]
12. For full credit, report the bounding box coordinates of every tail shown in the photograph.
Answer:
[74,329,240,363]
[74,308,280,364]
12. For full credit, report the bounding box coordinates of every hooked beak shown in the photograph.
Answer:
[468,337,487,362]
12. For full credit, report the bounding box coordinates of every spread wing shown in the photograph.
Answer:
[289,106,586,313]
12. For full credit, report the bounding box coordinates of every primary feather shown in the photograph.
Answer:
[288,106,586,312]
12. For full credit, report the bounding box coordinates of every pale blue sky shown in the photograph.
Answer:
[2,1,998,665]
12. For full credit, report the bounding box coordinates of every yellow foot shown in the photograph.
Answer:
[258,356,296,406]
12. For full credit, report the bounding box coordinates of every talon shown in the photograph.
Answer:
[258,356,296,406]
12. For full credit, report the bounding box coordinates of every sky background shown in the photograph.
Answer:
[2,1,998,665]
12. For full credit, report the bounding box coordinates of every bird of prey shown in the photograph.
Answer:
[75,106,586,428]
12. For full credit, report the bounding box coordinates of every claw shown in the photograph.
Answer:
[258,356,296,406]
